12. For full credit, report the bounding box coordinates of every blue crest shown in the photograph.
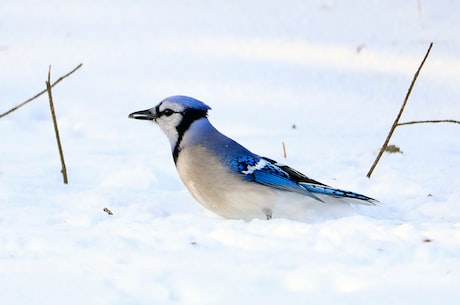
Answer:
[163,95,212,112]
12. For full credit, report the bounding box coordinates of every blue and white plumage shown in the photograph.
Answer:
[129,95,377,221]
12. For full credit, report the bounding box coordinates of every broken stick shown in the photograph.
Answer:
[46,66,68,184]
[366,42,433,178]
[0,63,83,119]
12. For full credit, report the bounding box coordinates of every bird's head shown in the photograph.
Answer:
[129,95,211,149]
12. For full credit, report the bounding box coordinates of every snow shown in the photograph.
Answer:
[1,0,459,304]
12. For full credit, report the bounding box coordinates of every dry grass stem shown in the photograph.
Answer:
[367,42,433,178]
[282,141,287,158]
[397,119,460,126]
[46,66,68,184]
[0,63,83,119]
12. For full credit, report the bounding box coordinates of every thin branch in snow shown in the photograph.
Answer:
[397,119,460,126]
[367,42,433,178]
[46,66,68,184]
[0,63,83,119]
[103,208,114,215]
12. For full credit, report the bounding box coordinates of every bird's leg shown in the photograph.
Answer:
[263,208,272,220]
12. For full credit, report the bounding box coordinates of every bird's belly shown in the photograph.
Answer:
[176,146,278,220]
[176,146,356,221]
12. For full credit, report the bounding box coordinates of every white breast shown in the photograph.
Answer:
[175,145,279,220]
[175,145,357,221]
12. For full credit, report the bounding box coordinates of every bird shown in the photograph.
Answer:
[129,95,377,221]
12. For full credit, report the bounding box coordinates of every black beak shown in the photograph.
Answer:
[128,109,157,121]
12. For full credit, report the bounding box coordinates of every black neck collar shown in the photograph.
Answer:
[173,109,208,163]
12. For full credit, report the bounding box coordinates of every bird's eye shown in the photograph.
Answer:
[162,109,174,116]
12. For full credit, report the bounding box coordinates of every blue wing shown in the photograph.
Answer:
[231,155,324,202]
[230,155,377,205]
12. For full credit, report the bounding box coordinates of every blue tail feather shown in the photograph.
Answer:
[301,183,378,205]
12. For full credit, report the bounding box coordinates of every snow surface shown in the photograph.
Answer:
[1,0,459,304]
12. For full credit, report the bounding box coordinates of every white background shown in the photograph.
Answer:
[1,1,459,304]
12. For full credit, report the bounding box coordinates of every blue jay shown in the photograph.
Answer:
[129,95,377,221]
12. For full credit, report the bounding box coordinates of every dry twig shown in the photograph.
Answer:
[397,119,460,126]
[46,66,68,184]
[0,63,83,119]
[367,42,433,178]
[103,207,114,215]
